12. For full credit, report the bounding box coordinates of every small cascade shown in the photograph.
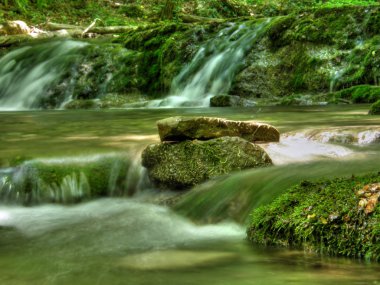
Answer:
[0,153,148,205]
[0,40,87,110]
[173,155,380,224]
[150,19,271,107]
[329,69,345,93]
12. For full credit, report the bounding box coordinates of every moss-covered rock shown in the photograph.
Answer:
[232,6,380,101]
[369,100,380,115]
[209,95,256,107]
[157,117,280,142]
[331,85,380,104]
[247,173,380,261]
[210,95,240,107]
[142,136,272,190]
[14,155,131,204]
[115,22,206,96]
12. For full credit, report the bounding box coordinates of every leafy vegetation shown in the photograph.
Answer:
[248,173,380,260]
[1,0,379,26]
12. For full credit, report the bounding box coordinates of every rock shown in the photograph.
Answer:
[142,136,272,190]
[157,116,280,143]
[247,172,380,260]
[0,20,30,36]
[210,95,240,107]
[210,95,256,107]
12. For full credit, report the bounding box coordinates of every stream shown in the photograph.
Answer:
[0,105,379,284]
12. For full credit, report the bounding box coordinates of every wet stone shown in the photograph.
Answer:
[142,136,273,190]
[157,116,280,143]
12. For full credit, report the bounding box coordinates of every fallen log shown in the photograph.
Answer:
[45,22,84,31]
[178,13,225,23]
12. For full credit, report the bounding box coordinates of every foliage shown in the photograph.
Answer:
[248,173,380,260]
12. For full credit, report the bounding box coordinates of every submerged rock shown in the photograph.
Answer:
[157,116,280,143]
[116,250,238,270]
[142,136,272,190]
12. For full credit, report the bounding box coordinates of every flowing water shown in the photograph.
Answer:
[149,20,270,107]
[0,105,380,284]
[0,41,88,110]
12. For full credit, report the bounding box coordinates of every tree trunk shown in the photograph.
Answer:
[160,0,176,20]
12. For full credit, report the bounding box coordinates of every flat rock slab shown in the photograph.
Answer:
[142,136,272,190]
[157,116,280,143]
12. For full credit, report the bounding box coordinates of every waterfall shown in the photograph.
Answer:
[0,40,87,110]
[150,19,271,108]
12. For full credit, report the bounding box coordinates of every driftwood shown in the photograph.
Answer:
[89,26,137,34]
[0,31,82,47]
[46,21,136,34]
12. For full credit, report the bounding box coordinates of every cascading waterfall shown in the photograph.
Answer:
[0,40,87,110]
[0,153,149,205]
[150,19,271,107]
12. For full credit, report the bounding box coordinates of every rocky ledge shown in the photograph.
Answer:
[142,117,277,190]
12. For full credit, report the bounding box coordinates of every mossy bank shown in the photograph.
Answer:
[247,172,380,261]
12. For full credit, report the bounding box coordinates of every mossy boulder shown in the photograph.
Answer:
[247,173,380,261]
[157,117,280,143]
[13,155,131,205]
[142,136,272,190]
[210,95,256,107]
[232,6,380,100]
[369,100,380,115]
[210,95,240,107]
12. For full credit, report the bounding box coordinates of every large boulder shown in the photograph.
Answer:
[142,136,272,190]
[157,117,280,143]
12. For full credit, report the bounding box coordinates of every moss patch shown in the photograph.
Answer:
[248,172,380,261]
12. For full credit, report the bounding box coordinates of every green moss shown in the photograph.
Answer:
[115,22,220,96]
[16,155,131,204]
[369,99,380,115]
[248,173,380,260]
[331,85,380,103]
[142,137,272,190]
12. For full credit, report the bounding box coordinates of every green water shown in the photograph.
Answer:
[0,105,378,165]
[0,105,380,284]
